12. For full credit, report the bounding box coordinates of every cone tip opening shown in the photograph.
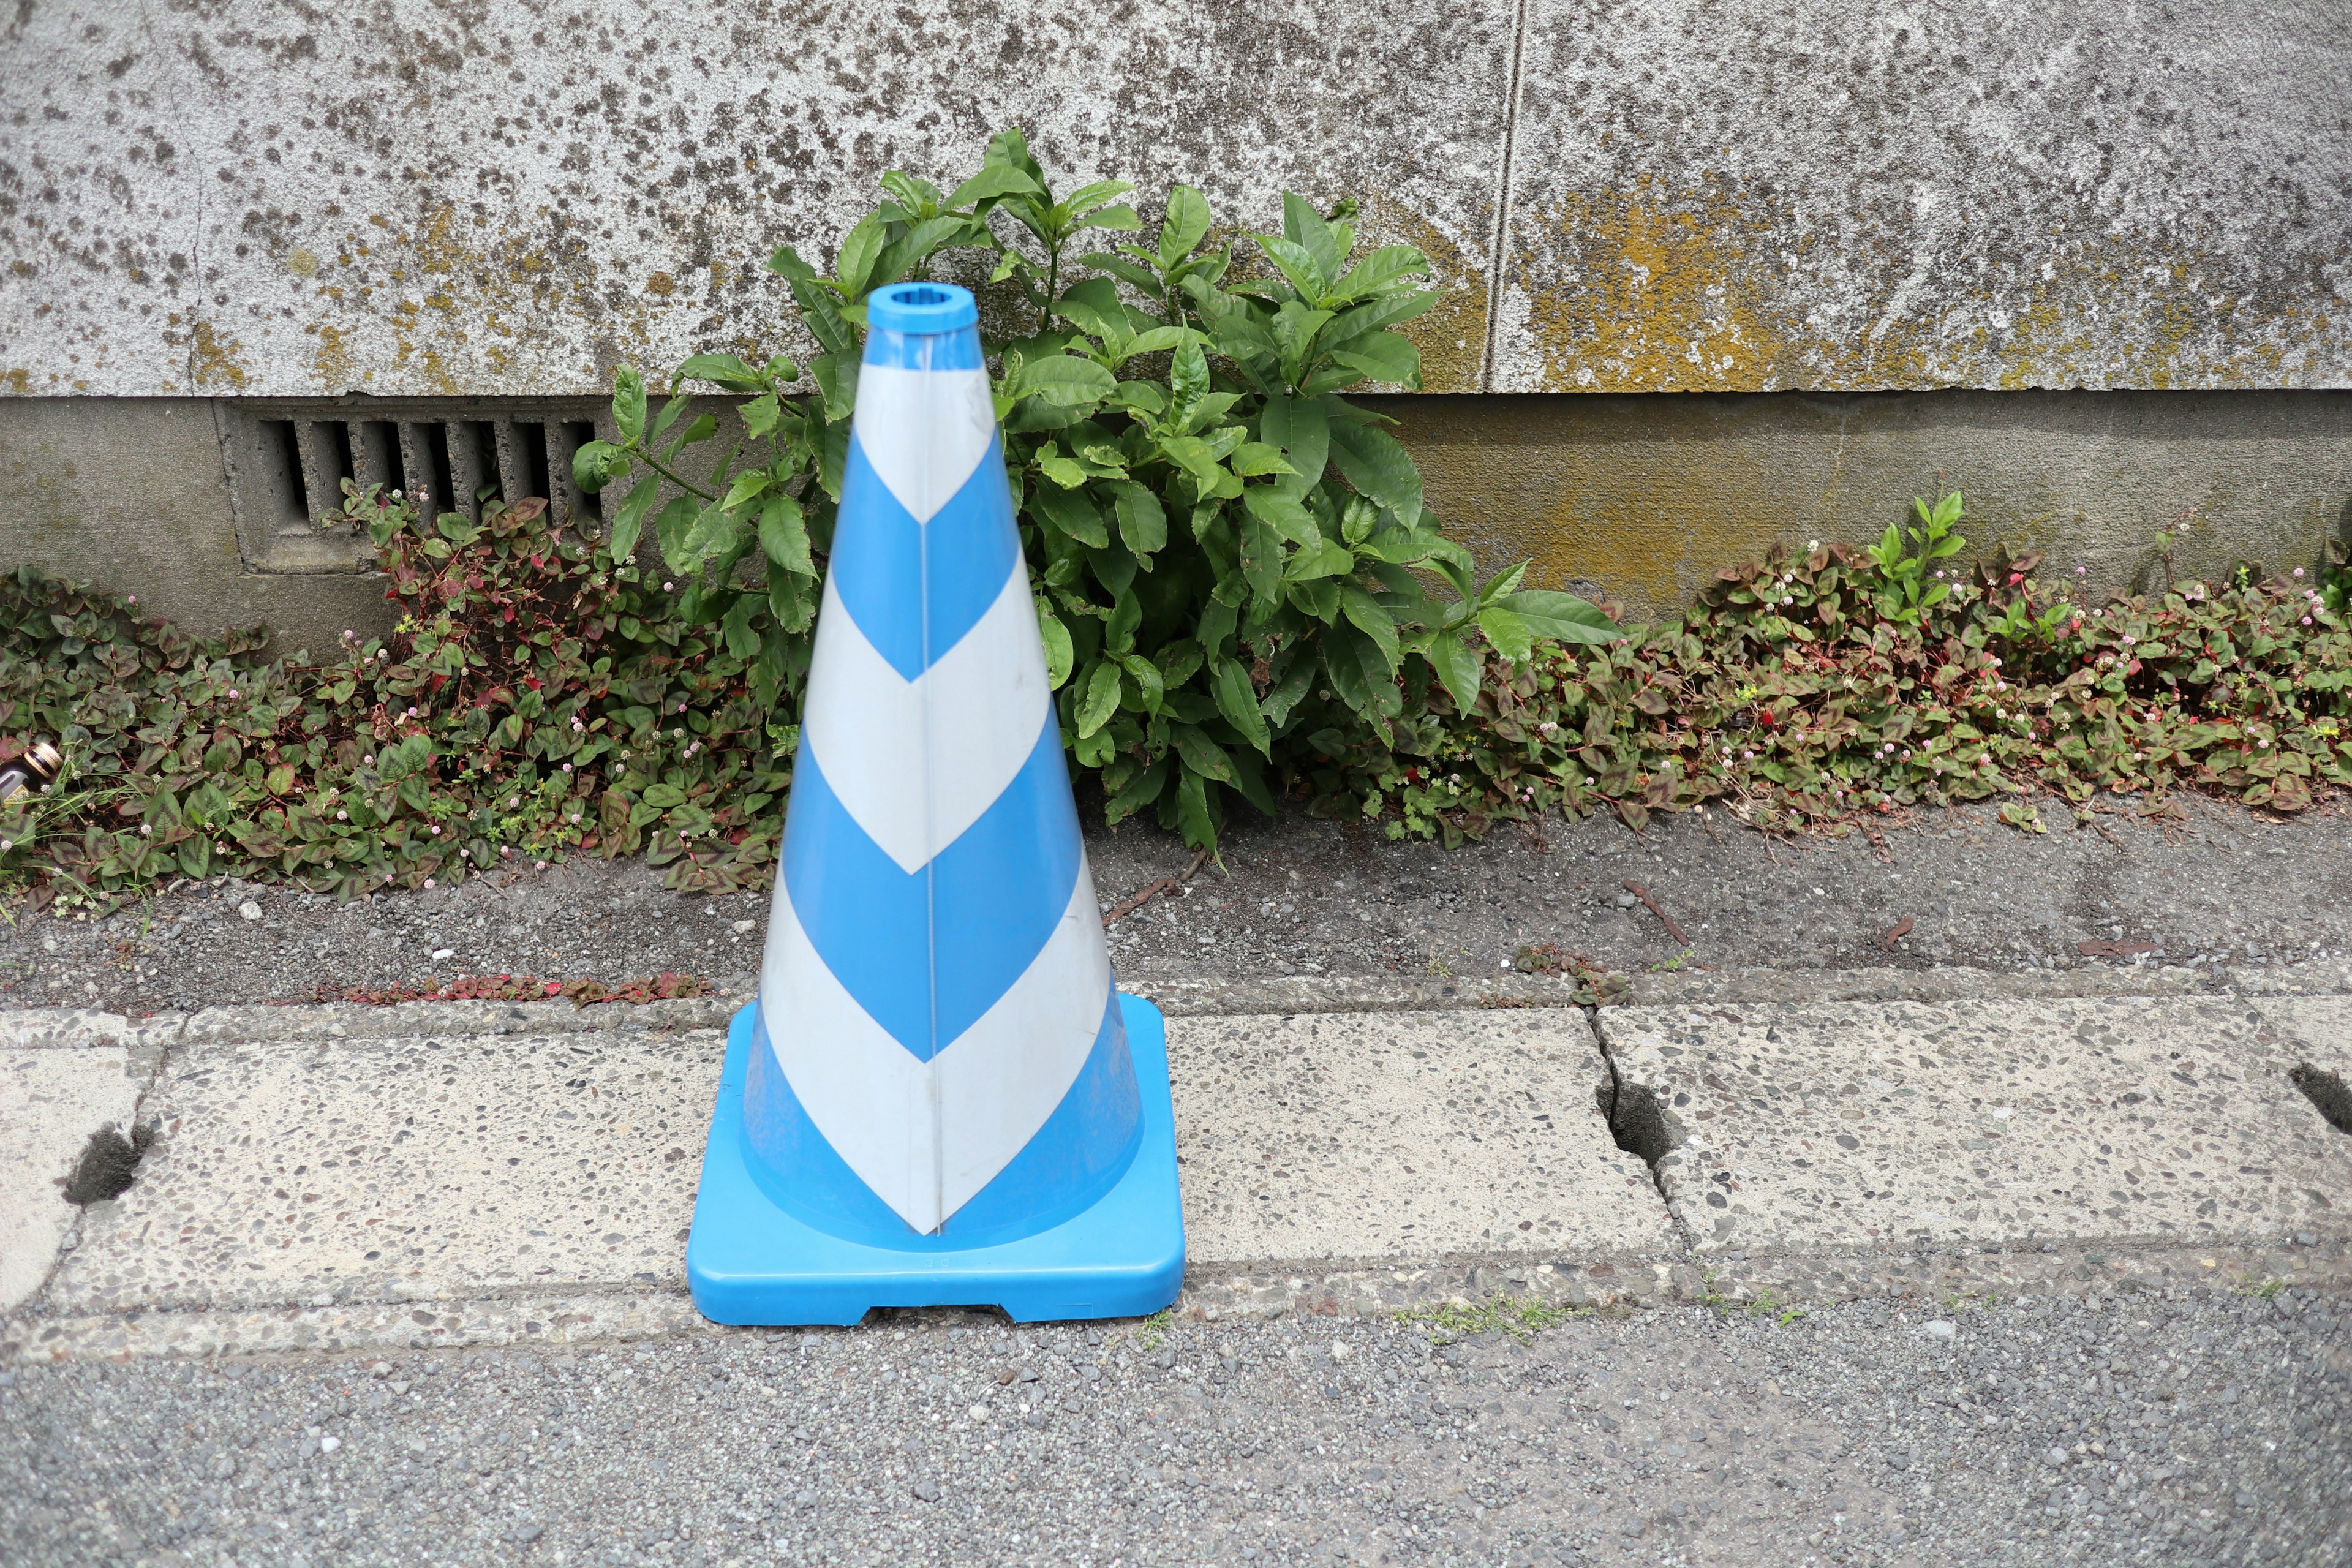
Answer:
[868,281,978,335]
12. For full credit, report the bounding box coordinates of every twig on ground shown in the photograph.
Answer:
[1102,850,1212,927]
[1621,880,1689,946]
[1880,916,1915,951]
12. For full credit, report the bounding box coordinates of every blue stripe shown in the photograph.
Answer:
[944,988,1140,1240]
[783,709,1080,1059]
[830,432,1020,681]
[741,988,1139,1248]
[862,321,986,370]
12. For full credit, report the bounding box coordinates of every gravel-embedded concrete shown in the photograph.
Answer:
[45,1029,726,1316]
[1169,1010,1673,1266]
[0,1046,144,1311]
[1597,997,2352,1259]
[1,1287,2343,1568]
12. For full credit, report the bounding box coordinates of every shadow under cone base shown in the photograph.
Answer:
[686,995,1186,1325]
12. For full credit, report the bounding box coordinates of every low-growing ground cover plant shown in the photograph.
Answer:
[4,494,2350,913]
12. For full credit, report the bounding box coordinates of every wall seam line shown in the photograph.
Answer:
[1480,0,1533,394]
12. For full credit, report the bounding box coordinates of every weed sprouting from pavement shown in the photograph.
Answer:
[1398,1295,1583,1346]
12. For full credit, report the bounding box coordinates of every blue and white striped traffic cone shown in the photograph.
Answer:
[687,282,1185,1325]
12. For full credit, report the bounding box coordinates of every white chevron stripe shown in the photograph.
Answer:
[760,858,1113,1234]
[852,365,997,524]
[934,862,1115,1218]
[802,557,1050,875]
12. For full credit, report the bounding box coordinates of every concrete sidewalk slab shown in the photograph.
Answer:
[42,1005,1675,1330]
[1166,1011,1665,1269]
[1596,997,2352,1257]
[1,1046,146,1311]
[1168,1009,1675,1265]
[46,1029,725,1315]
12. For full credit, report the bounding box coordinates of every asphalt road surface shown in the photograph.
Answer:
[4,1287,2344,1568]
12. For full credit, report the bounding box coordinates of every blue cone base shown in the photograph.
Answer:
[687,995,1186,1325]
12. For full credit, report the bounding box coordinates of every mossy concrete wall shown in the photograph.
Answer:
[1,0,2348,638]
[1380,391,2352,623]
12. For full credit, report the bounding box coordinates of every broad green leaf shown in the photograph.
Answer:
[720,595,761,660]
[1171,725,1237,785]
[1261,651,1317,728]
[1242,485,1319,546]
[1160,185,1212,268]
[869,214,971,292]
[1084,251,1166,295]
[1197,593,1238,654]
[720,469,772,514]
[1121,325,1200,359]
[654,495,702,574]
[1285,536,1355,581]
[757,494,812,575]
[1107,480,1167,557]
[834,211,889,298]
[1038,606,1074,688]
[1425,629,1483,715]
[1158,435,1226,483]
[608,475,658,560]
[1281,192,1344,284]
[1076,661,1123,739]
[1117,652,1166,714]
[1227,442,1295,478]
[1324,414,1424,525]
[677,352,764,393]
[1257,236,1329,303]
[436,511,481,546]
[1037,448,1090,489]
[1329,332,1422,388]
[1257,392,1329,499]
[1106,758,1168,824]
[1169,337,1210,426]
[741,391,782,439]
[1212,660,1272,756]
[1340,585,1400,671]
[1174,766,1217,853]
[1075,203,1141,233]
[1033,483,1109,549]
[612,366,647,444]
[1064,179,1138,221]
[1324,244,1431,304]
[1323,623,1400,719]
[818,418,850,501]
[1475,604,1533,663]
[1492,589,1623,646]
[1270,300,1336,383]
[1238,507,1284,607]
[947,164,1044,208]
[1009,354,1117,407]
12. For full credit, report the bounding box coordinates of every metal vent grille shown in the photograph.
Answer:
[219,402,608,573]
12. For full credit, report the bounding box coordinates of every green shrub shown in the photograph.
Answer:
[570,127,1618,851]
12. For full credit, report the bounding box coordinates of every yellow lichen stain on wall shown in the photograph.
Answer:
[189,322,251,389]
[1509,187,2340,393]
[2,369,29,396]
[1516,183,1790,393]
[311,324,355,393]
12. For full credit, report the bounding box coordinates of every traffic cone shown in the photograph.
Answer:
[687,281,1185,1325]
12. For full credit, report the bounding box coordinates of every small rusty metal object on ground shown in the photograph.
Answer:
[1880,917,1915,951]
[1102,850,1211,927]
[1621,881,1689,946]
[2077,940,2160,959]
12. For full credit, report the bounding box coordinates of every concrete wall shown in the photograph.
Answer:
[2,1,2349,635]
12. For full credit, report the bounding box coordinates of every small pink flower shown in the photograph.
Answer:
[336,810,347,820]
[562,763,573,773]
[227,688,240,699]
[430,825,442,835]
[424,878,436,888]
[139,824,151,835]
[2294,568,2305,578]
